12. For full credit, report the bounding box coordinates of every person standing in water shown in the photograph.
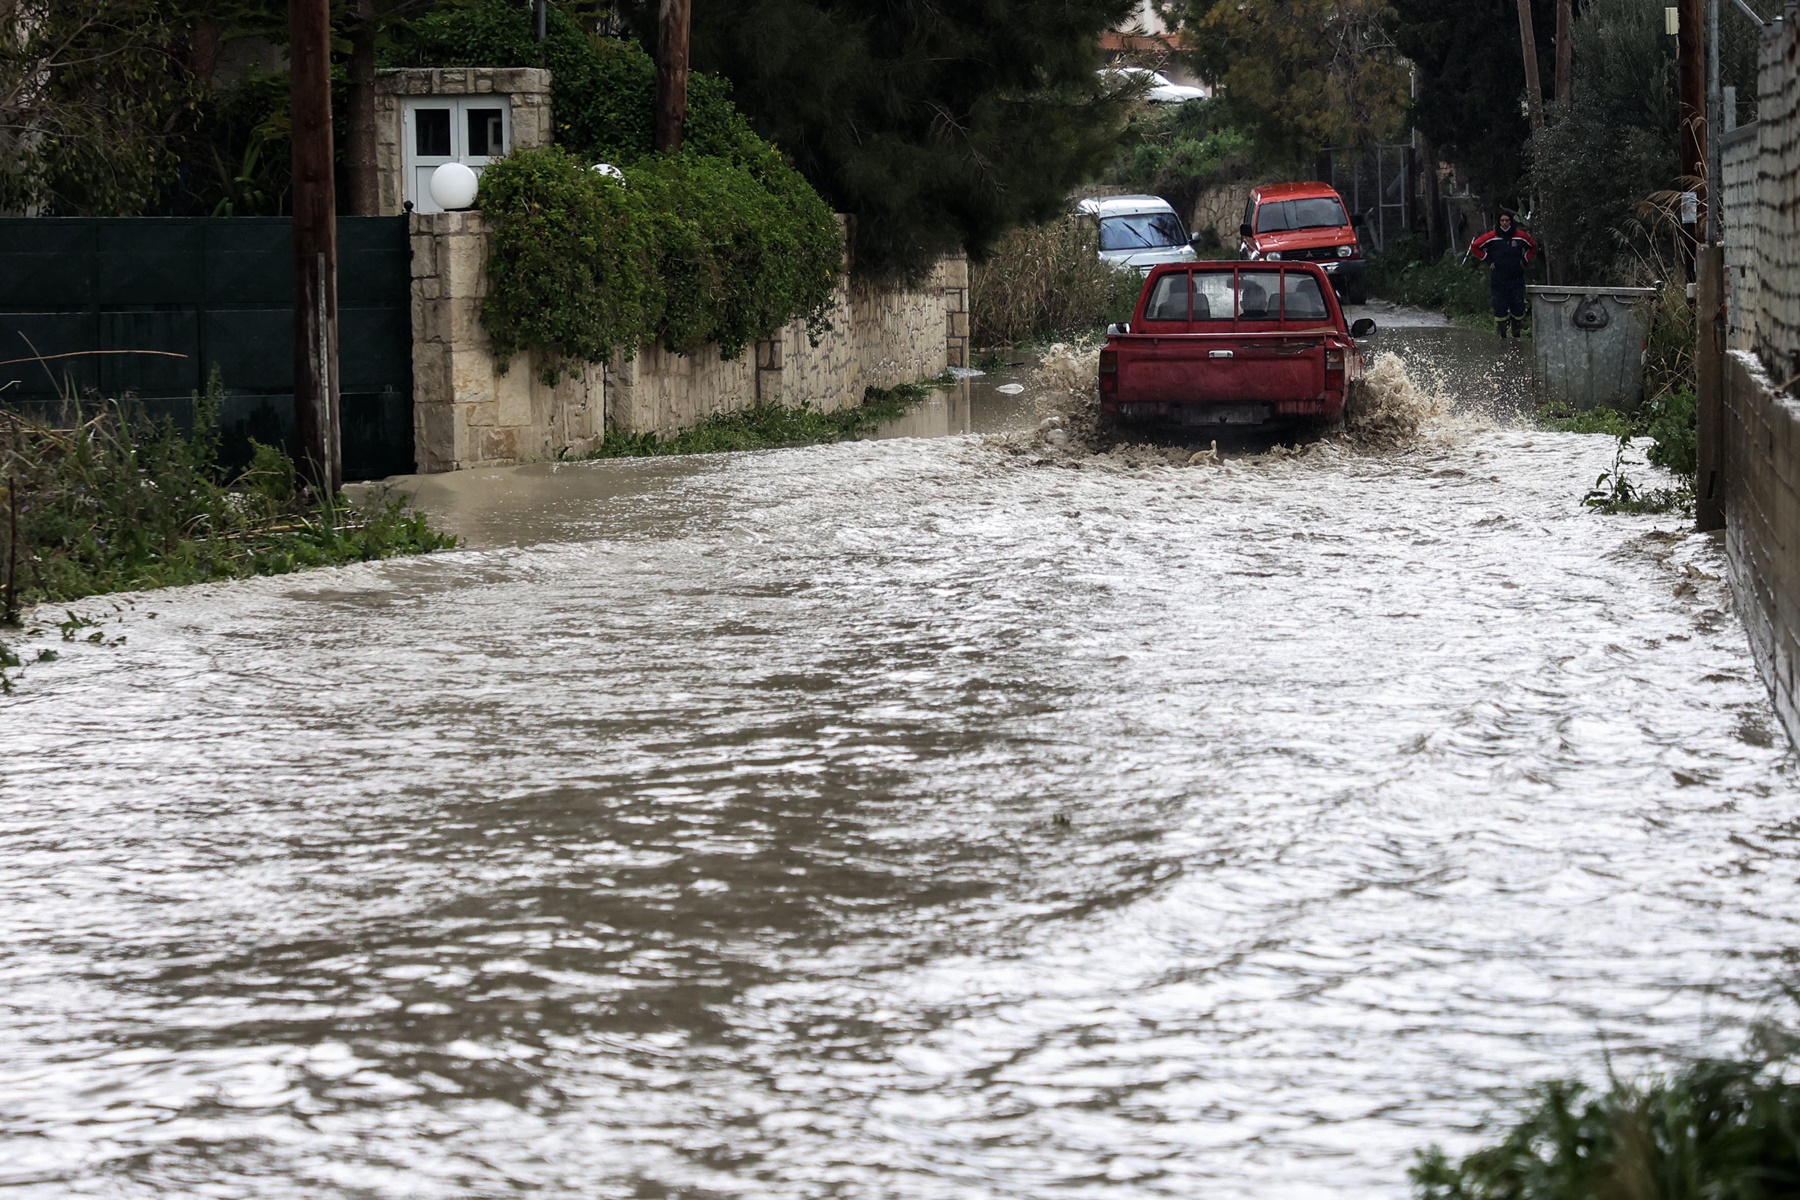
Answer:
[1470,212,1540,339]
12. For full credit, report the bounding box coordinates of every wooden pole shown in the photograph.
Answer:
[1679,0,1708,239]
[290,0,341,495]
[1695,243,1725,531]
[1516,0,1546,132]
[345,0,380,217]
[654,0,691,153]
[1554,0,1572,105]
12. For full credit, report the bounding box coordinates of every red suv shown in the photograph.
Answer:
[1238,182,1366,305]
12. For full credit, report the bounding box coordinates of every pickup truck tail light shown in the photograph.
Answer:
[1099,348,1118,394]
[1324,348,1345,369]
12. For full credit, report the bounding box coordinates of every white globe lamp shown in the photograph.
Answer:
[429,162,480,211]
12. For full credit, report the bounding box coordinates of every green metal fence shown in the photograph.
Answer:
[0,216,414,479]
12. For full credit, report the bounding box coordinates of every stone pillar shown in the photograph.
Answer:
[754,335,785,402]
[410,211,604,471]
[938,255,971,369]
[374,67,554,218]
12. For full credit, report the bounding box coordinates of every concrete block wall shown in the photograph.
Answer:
[1721,122,1760,350]
[410,211,603,472]
[373,68,554,218]
[1748,11,1800,378]
[1723,350,1800,751]
[1717,7,1800,752]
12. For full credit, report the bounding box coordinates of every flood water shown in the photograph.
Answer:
[3,327,1797,1199]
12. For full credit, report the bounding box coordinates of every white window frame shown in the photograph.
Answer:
[402,96,512,213]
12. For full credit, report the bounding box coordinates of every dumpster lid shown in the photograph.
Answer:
[1526,285,1659,299]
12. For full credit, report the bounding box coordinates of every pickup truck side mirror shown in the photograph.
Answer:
[1350,213,1367,229]
[1107,322,1130,336]
[1239,222,1254,238]
[1350,318,1377,338]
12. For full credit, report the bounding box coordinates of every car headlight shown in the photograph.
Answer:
[1264,251,1282,261]
[1337,244,1353,258]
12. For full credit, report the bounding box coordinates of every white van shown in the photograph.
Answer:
[1076,194,1199,274]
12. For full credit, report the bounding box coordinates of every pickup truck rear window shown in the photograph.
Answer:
[1281,274,1329,320]
[1254,197,1348,233]
[1142,267,1332,323]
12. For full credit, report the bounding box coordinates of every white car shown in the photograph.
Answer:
[1099,66,1209,105]
[1076,195,1199,274]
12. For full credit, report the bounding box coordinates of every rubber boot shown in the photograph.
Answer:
[1510,317,1524,339]
[1496,319,1508,339]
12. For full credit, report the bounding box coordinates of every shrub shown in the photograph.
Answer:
[971,218,1143,345]
[1365,239,1491,320]
[1526,0,1681,285]
[478,146,841,371]
[400,0,843,371]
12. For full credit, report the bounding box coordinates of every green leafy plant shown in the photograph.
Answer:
[1582,434,1692,514]
[478,145,841,373]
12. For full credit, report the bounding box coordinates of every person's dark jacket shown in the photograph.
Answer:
[1470,223,1540,289]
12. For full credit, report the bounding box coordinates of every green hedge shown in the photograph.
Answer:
[399,0,842,369]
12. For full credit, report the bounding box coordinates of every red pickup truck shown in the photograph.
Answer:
[1098,260,1376,430]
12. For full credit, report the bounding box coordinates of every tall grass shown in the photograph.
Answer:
[0,389,452,626]
[970,217,1143,346]
[1413,1059,1800,1199]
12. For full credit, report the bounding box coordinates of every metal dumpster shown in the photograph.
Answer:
[1528,284,1657,410]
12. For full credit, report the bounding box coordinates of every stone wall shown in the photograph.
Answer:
[410,211,603,472]
[607,255,969,439]
[373,69,554,218]
[409,211,969,460]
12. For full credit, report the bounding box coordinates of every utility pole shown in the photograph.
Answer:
[1678,0,1708,240]
[1554,0,1572,105]
[1516,0,1545,132]
[654,0,691,153]
[290,0,341,494]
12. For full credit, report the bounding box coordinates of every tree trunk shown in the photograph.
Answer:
[1554,0,1572,105]
[1515,0,1546,132]
[345,0,380,216]
[654,0,691,152]
[1420,132,1444,258]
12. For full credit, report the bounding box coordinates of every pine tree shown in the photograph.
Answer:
[674,0,1140,279]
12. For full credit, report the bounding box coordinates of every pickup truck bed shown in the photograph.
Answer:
[1099,261,1372,429]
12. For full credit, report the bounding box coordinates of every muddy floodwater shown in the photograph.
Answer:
[3,328,1797,1199]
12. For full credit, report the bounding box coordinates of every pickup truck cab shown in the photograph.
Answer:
[1238,182,1367,304]
[1098,260,1376,430]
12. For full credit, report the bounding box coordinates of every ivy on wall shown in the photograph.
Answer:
[397,0,842,368]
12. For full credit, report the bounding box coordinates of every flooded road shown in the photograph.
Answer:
[3,329,1797,1199]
